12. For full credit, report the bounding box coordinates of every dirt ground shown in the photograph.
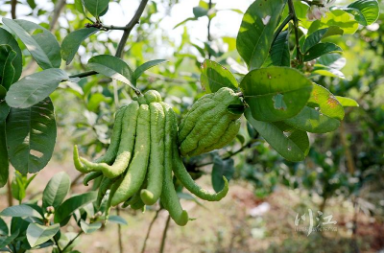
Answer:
[1,160,383,253]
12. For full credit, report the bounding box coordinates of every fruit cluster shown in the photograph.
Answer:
[73,90,231,226]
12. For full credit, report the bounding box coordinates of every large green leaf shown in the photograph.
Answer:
[236,0,286,70]
[132,59,167,84]
[26,223,60,248]
[335,96,359,107]
[83,0,109,17]
[303,27,343,53]
[87,55,134,88]
[312,64,345,79]
[245,109,309,161]
[304,43,342,61]
[54,191,97,224]
[308,10,358,35]
[2,18,61,69]
[42,172,71,209]
[5,68,68,108]
[0,28,22,83]
[6,97,57,175]
[1,204,42,218]
[61,28,98,65]
[240,67,313,122]
[200,59,238,93]
[0,102,10,188]
[0,45,18,90]
[338,0,379,26]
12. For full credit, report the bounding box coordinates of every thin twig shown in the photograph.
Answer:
[7,176,13,207]
[272,14,292,44]
[50,0,66,31]
[115,0,149,58]
[11,0,17,19]
[288,0,302,63]
[159,214,171,253]
[70,173,84,188]
[61,231,83,253]
[141,209,161,253]
[196,139,257,168]
[117,208,123,253]
[207,0,213,59]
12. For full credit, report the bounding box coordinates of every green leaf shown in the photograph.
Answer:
[42,172,71,209]
[1,204,42,218]
[212,158,234,193]
[284,106,340,133]
[240,66,313,122]
[245,109,309,161]
[173,17,198,29]
[80,221,102,234]
[193,7,208,18]
[0,45,17,90]
[269,30,290,67]
[54,191,97,224]
[236,0,287,70]
[0,231,19,249]
[0,28,22,85]
[0,86,6,99]
[5,68,68,108]
[335,96,359,107]
[312,64,345,79]
[0,102,10,188]
[308,84,345,120]
[132,59,167,84]
[2,18,61,69]
[108,215,128,225]
[83,0,109,17]
[304,43,342,61]
[26,223,60,248]
[303,27,343,52]
[308,10,358,35]
[0,218,8,236]
[317,53,346,70]
[87,55,133,88]
[61,28,99,65]
[339,0,379,26]
[200,59,238,93]
[26,0,37,9]
[11,171,27,202]
[6,97,57,175]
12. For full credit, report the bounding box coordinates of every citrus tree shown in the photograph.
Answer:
[0,0,380,252]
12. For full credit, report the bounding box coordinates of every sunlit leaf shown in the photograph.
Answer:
[200,59,238,93]
[2,18,61,69]
[240,67,312,122]
[5,69,68,108]
[83,0,109,17]
[236,0,287,70]
[335,96,359,107]
[26,223,59,248]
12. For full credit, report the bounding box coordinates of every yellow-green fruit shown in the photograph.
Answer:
[179,87,243,157]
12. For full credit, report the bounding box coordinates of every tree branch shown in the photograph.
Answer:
[288,0,303,63]
[11,0,17,19]
[272,14,292,44]
[159,214,171,253]
[61,231,83,253]
[115,0,149,58]
[207,0,213,59]
[141,209,161,253]
[50,0,66,31]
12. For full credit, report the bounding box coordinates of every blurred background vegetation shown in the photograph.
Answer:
[0,0,383,252]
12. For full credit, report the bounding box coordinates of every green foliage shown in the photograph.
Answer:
[2,18,61,69]
[6,98,57,175]
[200,59,238,93]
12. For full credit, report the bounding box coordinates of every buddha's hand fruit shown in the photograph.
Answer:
[178,87,244,157]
